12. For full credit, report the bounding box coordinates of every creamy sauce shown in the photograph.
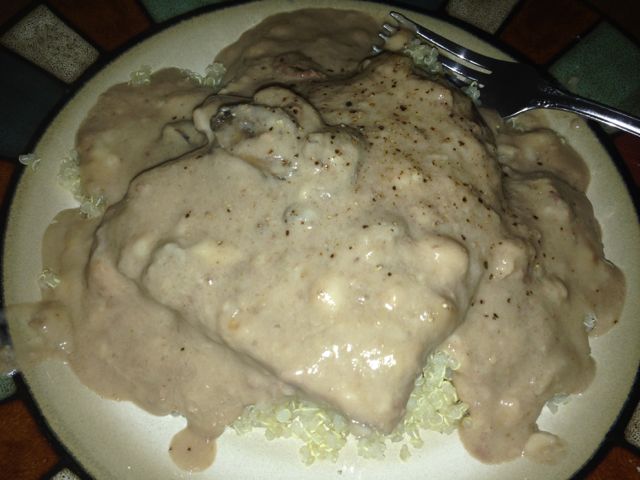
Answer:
[169,426,216,472]
[28,8,624,470]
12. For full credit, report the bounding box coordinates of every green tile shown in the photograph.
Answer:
[139,0,228,23]
[1,331,17,400]
[550,22,640,116]
[0,375,16,400]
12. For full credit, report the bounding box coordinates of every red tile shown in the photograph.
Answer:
[500,0,600,64]
[613,133,640,187]
[0,0,34,26]
[0,398,60,479]
[587,0,640,43]
[0,159,17,206]
[587,446,640,480]
[48,0,151,52]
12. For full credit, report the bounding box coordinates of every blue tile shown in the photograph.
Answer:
[0,49,67,158]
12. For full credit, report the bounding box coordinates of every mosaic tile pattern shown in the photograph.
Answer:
[550,22,640,116]
[0,1,638,479]
[446,0,518,33]
[0,50,67,157]
[140,0,227,23]
[48,0,151,52]
[1,5,99,83]
[140,0,446,23]
[587,0,640,43]
[499,0,600,64]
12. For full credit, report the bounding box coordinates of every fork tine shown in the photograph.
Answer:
[389,11,498,70]
[381,22,398,36]
[372,21,401,54]
[439,56,490,84]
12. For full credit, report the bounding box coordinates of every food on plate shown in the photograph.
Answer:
[24,7,624,471]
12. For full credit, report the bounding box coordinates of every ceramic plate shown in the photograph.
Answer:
[4,1,640,479]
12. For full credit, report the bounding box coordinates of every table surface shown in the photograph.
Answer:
[0,0,639,478]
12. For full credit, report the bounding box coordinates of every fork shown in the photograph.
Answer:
[374,11,640,137]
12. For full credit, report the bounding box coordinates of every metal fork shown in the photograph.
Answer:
[374,11,640,137]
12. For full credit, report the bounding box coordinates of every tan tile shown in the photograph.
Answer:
[447,0,519,34]
[1,5,99,83]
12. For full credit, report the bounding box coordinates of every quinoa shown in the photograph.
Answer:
[232,350,468,464]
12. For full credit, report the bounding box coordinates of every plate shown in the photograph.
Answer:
[4,1,640,478]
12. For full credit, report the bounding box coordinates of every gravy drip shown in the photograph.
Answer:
[29,8,624,469]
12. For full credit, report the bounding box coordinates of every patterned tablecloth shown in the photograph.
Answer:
[0,0,638,478]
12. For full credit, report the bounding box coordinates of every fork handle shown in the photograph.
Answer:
[540,87,640,136]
